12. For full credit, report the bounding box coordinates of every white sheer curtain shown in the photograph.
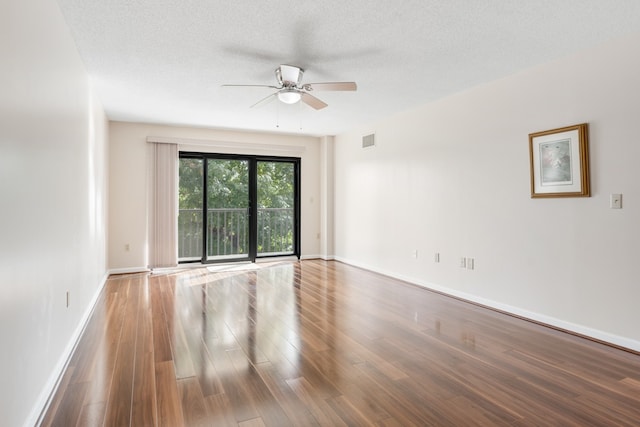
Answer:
[148,142,178,268]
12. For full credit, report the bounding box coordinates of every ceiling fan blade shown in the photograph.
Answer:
[300,92,328,110]
[250,92,278,108]
[303,82,357,91]
[221,84,280,89]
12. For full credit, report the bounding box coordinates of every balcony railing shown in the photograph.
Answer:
[178,208,294,260]
[256,207,295,256]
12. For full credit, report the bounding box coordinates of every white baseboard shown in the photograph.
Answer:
[108,266,150,275]
[301,254,335,261]
[334,257,640,353]
[28,272,110,427]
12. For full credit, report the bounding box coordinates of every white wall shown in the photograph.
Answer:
[109,122,323,271]
[0,0,109,425]
[334,33,640,351]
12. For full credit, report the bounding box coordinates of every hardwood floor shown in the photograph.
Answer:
[40,260,640,426]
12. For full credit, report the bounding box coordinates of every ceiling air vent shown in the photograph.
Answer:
[362,133,375,148]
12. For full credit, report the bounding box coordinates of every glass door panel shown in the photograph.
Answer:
[178,157,203,261]
[206,158,250,261]
[257,161,295,257]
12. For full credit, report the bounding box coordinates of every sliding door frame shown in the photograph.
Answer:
[179,151,301,264]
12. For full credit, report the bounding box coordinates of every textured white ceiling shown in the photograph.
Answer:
[56,0,640,136]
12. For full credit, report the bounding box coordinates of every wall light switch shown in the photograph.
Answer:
[610,194,622,209]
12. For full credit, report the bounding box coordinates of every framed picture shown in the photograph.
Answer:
[529,123,590,198]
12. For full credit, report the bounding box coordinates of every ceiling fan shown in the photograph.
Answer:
[222,64,357,110]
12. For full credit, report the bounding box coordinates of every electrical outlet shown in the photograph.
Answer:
[467,258,474,270]
[434,252,440,263]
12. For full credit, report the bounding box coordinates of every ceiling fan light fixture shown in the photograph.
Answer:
[277,89,301,104]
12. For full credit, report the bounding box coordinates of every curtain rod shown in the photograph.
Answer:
[147,136,306,153]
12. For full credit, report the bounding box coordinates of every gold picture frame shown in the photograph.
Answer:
[529,123,590,198]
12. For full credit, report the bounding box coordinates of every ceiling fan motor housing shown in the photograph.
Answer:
[276,65,304,88]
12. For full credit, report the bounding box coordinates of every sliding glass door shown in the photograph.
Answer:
[257,160,296,256]
[206,158,250,261]
[177,157,203,261]
[178,153,300,263]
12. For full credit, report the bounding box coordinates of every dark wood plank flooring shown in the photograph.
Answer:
[40,260,640,426]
